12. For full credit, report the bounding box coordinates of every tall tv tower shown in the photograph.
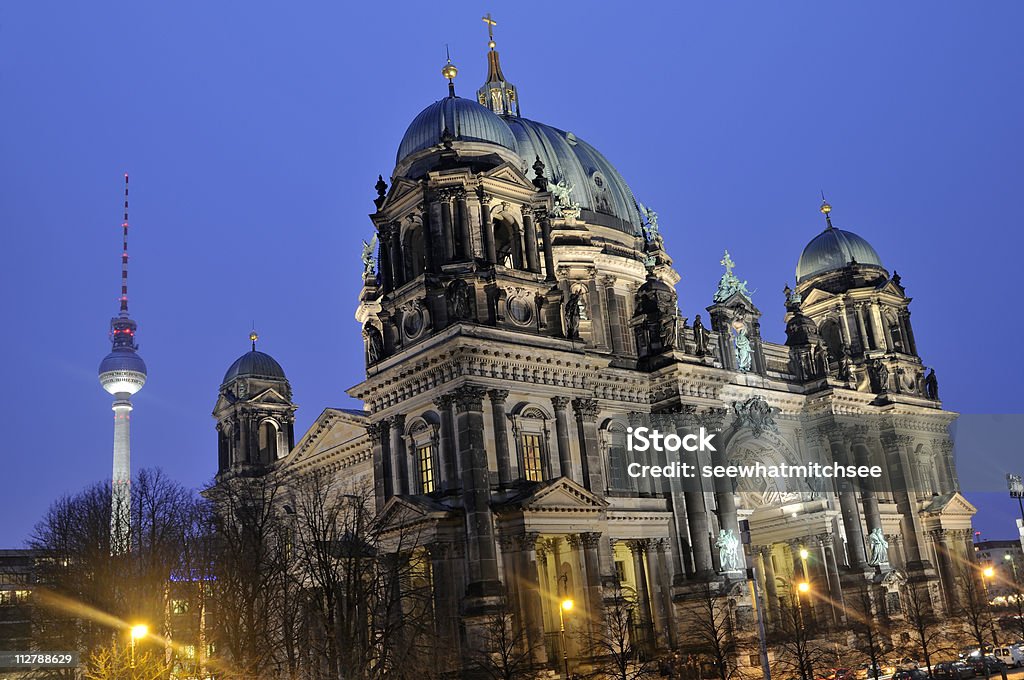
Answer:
[97,174,147,554]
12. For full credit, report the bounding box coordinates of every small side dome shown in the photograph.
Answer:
[796,227,884,283]
[222,350,286,385]
[397,97,516,162]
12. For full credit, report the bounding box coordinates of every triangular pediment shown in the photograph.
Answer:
[249,387,292,406]
[212,392,236,415]
[515,477,609,511]
[383,176,423,209]
[480,162,535,190]
[875,280,907,298]
[375,495,452,529]
[921,491,977,517]
[800,288,834,307]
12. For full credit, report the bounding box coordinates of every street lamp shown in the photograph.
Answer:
[981,567,999,646]
[559,597,574,680]
[795,583,812,680]
[129,624,148,669]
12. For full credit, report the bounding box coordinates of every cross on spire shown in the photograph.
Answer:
[482,13,497,49]
[720,250,736,274]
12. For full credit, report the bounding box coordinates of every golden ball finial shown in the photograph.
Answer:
[441,60,458,82]
[488,39,496,50]
[249,330,258,350]
[820,200,832,215]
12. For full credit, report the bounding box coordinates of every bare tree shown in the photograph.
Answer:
[29,470,201,678]
[900,583,955,678]
[768,595,838,680]
[468,608,538,680]
[955,565,998,678]
[847,586,893,679]
[82,642,170,680]
[584,586,657,680]
[677,581,737,680]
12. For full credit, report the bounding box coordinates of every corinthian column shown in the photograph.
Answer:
[551,396,575,481]
[572,397,602,492]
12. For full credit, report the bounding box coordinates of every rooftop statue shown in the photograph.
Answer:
[713,250,755,303]
[638,202,662,245]
[867,527,889,566]
[716,529,742,572]
[361,234,378,276]
[549,178,577,217]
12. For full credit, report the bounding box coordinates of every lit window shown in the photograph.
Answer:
[418,444,435,494]
[172,599,189,614]
[183,645,195,659]
[521,434,545,482]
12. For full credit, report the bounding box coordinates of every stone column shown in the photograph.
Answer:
[902,310,918,355]
[628,539,655,651]
[646,539,673,648]
[819,534,843,624]
[821,425,868,569]
[572,397,603,492]
[601,275,625,355]
[378,224,394,291]
[454,385,503,602]
[678,410,714,579]
[760,545,780,624]
[580,532,605,629]
[706,409,743,571]
[851,427,882,536]
[551,396,575,482]
[516,532,548,665]
[477,189,496,265]
[881,430,927,569]
[390,222,404,288]
[931,529,958,612]
[428,541,461,662]
[627,411,654,497]
[368,421,388,512]
[538,211,556,282]
[439,190,454,263]
[488,389,512,488]
[855,303,871,350]
[868,299,885,350]
[455,189,472,261]
[390,414,408,496]
[522,208,540,273]
[434,394,458,493]
[418,200,437,275]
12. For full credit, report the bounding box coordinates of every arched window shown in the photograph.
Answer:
[258,420,278,463]
[417,443,435,493]
[514,407,550,482]
[605,424,631,492]
[403,224,426,280]
[819,319,843,361]
[494,218,523,269]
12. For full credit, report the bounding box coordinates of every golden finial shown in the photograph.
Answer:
[482,13,497,50]
[249,329,258,351]
[441,45,458,96]
[820,192,834,229]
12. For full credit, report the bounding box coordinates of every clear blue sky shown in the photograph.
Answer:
[1,2,1021,545]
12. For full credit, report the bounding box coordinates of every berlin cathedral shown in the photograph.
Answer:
[211,20,973,677]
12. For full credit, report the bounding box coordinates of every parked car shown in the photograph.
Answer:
[857,662,895,679]
[991,646,1024,668]
[894,658,921,671]
[892,669,928,680]
[967,655,1006,675]
[933,662,975,680]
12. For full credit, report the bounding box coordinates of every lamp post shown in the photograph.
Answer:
[796,582,811,680]
[982,567,999,647]
[130,624,148,671]
[559,597,574,680]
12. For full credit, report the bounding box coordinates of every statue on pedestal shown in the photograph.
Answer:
[867,528,890,566]
[564,290,582,339]
[361,234,378,277]
[731,320,752,372]
[716,529,742,572]
[925,368,940,400]
[693,314,710,356]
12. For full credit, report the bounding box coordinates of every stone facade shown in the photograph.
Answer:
[212,36,974,678]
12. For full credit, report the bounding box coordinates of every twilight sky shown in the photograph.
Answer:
[1,2,1022,546]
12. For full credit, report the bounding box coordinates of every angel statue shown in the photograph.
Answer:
[716,529,742,572]
[361,234,378,277]
[867,527,889,566]
[549,178,576,216]
[638,202,661,243]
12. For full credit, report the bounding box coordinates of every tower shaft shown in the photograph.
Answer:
[110,398,132,553]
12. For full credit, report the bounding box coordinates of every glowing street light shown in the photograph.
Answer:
[129,624,148,669]
[797,581,810,593]
[983,566,995,579]
[558,597,574,680]
[799,548,810,560]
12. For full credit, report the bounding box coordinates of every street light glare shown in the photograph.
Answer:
[797,581,810,593]
[799,548,809,560]
[131,624,148,639]
[561,598,574,611]
[983,567,995,578]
